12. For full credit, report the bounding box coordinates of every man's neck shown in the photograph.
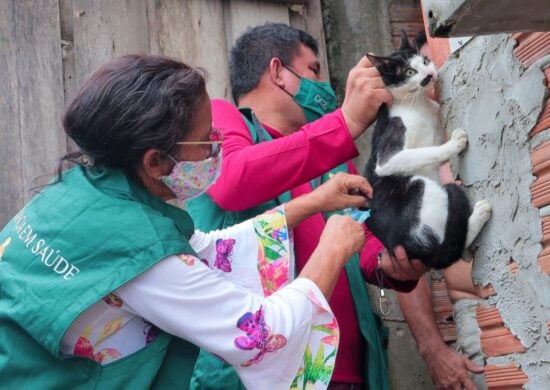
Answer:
[238,92,301,136]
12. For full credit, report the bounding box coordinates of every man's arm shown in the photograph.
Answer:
[208,99,359,211]
[397,275,483,390]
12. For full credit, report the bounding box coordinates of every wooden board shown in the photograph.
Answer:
[289,0,329,80]
[0,0,24,226]
[0,0,317,228]
[224,0,290,47]
[147,0,229,99]
[0,0,66,228]
[72,0,150,85]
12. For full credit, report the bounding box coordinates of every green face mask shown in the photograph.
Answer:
[282,65,338,123]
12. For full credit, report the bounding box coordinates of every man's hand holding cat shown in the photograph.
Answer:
[379,246,429,281]
[341,56,393,139]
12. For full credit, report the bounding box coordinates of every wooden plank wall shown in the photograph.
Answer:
[1,0,66,225]
[0,0,326,228]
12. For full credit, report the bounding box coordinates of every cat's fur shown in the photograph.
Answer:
[364,30,491,269]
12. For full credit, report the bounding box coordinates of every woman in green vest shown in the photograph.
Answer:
[0,54,374,389]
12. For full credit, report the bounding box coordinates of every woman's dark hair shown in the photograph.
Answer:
[61,54,206,181]
[229,23,318,104]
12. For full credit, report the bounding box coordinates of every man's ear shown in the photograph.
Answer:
[268,57,285,87]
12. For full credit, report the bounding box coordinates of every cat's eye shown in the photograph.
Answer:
[423,57,430,65]
[405,68,417,76]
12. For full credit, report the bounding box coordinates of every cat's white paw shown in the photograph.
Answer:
[465,199,492,247]
[472,200,492,223]
[450,128,468,151]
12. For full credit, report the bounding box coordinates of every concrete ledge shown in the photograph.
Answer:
[422,0,550,37]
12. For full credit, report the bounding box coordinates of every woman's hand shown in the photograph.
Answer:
[299,215,366,298]
[284,172,372,229]
[320,214,366,262]
[310,172,372,212]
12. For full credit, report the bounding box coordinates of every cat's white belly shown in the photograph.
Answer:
[390,105,440,148]
[412,176,448,244]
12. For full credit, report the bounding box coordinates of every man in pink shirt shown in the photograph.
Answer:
[187,23,428,389]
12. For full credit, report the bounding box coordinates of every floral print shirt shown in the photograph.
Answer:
[61,206,339,389]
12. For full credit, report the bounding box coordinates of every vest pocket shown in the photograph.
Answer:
[74,332,172,384]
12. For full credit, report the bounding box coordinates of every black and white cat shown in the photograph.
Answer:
[364,31,491,269]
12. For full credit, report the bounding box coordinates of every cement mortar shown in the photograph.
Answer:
[438,34,548,387]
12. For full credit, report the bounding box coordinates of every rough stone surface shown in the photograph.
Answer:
[438,34,549,388]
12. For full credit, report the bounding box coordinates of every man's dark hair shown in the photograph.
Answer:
[61,54,206,182]
[229,23,318,103]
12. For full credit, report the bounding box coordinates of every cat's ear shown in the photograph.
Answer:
[415,31,427,51]
[399,29,412,51]
[366,53,392,70]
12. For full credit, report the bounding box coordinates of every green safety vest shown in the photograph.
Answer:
[0,166,199,388]
[186,110,389,390]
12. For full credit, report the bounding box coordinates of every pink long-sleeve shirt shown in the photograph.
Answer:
[207,99,415,384]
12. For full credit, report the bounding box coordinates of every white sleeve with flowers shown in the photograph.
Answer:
[61,206,339,389]
[188,205,294,296]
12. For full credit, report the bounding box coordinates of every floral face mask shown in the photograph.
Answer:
[160,151,222,205]
[160,127,223,205]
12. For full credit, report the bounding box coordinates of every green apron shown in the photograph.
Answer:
[0,166,198,388]
[187,110,389,390]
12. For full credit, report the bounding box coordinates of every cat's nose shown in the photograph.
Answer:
[420,75,433,87]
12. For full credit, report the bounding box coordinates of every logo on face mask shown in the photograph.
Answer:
[281,65,338,123]
[314,93,329,111]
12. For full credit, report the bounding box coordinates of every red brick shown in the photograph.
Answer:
[538,216,550,274]
[531,142,550,208]
[485,363,529,389]
[477,305,526,357]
